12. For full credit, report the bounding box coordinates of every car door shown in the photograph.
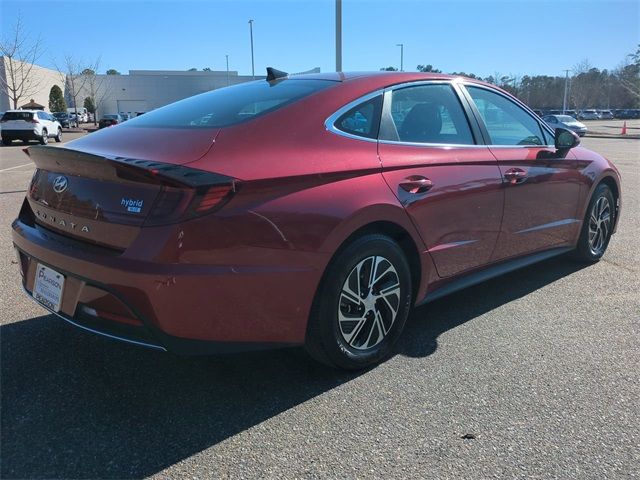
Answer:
[378,82,504,278]
[43,112,55,133]
[462,85,582,262]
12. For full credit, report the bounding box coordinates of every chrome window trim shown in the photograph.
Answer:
[324,89,385,144]
[377,139,489,149]
[325,79,558,149]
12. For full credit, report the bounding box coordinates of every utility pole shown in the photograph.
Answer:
[336,0,342,72]
[225,54,230,86]
[249,19,255,80]
[562,69,570,113]
[396,43,404,71]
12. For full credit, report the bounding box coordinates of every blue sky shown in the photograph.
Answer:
[1,0,638,78]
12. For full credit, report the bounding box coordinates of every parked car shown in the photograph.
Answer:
[98,114,123,128]
[52,112,73,128]
[598,110,614,120]
[12,71,622,369]
[67,108,88,123]
[542,114,588,137]
[563,110,577,117]
[1,110,62,145]
[578,109,600,120]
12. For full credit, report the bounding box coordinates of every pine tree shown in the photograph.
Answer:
[48,85,67,112]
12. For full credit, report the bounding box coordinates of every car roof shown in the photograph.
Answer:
[293,71,459,82]
[5,109,39,113]
[289,71,506,95]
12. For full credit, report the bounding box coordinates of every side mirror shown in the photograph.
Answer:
[555,128,580,150]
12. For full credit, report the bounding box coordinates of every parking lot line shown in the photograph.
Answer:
[0,162,33,173]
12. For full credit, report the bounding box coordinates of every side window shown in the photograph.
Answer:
[334,95,382,139]
[382,84,474,144]
[467,86,545,146]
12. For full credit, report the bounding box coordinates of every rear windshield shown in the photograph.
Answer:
[122,79,336,129]
[3,112,33,121]
[102,115,119,119]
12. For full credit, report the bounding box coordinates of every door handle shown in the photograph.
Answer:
[399,175,433,194]
[504,167,527,185]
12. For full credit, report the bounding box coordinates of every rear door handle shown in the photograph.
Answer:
[399,176,433,194]
[504,167,527,185]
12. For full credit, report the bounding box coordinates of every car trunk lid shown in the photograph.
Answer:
[25,141,234,251]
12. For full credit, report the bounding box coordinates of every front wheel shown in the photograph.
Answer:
[573,183,615,263]
[306,234,412,370]
[39,129,48,145]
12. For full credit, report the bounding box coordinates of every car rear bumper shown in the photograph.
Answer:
[12,213,327,354]
[2,129,40,140]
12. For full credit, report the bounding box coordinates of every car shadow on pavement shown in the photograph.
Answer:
[1,256,586,479]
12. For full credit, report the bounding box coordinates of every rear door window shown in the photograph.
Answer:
[381,83,475,145]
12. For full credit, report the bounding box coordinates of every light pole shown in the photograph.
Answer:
[396,43,404,71]
[248,19,255,80]
[225,54,229,86]
[335,0,342,72]
[562,69,571,113]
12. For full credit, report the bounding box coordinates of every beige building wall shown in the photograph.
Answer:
[0,56,65,112]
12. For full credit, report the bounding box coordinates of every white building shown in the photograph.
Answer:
[0,56,65,112]
[71,67,320,118]
[1,59,320,118]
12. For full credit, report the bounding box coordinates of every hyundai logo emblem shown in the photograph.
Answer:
[53,176,68,193]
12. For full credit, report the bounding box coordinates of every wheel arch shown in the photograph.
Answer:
[318,206,432,307]
[592,173,621,233]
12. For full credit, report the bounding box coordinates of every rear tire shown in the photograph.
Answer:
[39,129,48,145]
[55,128,62,142]
[573,183,615,263]
[305,234,412,370]
[1,138,10,146]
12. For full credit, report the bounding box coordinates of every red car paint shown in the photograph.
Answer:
[12,72,621,353]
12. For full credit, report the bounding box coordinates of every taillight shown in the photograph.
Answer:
[30,118,39,123]
[194,185,234,213]
[134,163,239,226]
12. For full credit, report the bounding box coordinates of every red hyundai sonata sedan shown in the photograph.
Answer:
[12,70,621,369]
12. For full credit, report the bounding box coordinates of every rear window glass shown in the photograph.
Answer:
[123,79,336,129]
[335,95,382,139]
[3,112,33,121]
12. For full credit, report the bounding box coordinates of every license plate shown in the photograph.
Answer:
[33,264,65,312]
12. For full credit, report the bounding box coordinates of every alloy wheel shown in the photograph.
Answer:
[588,196,611,256]
[338,255,401,350]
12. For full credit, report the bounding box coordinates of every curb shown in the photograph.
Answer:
[584,134,640,140]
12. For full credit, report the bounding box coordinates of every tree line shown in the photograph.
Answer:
[381,46,640,110]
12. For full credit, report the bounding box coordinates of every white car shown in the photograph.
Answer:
[1,110,62,145]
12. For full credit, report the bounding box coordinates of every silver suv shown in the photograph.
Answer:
[1,110,62,145]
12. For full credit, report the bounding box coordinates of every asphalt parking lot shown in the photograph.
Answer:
[0,134,638,479]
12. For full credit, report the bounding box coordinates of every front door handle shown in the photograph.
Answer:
[504,167,527,185]
[399,175,433,194]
